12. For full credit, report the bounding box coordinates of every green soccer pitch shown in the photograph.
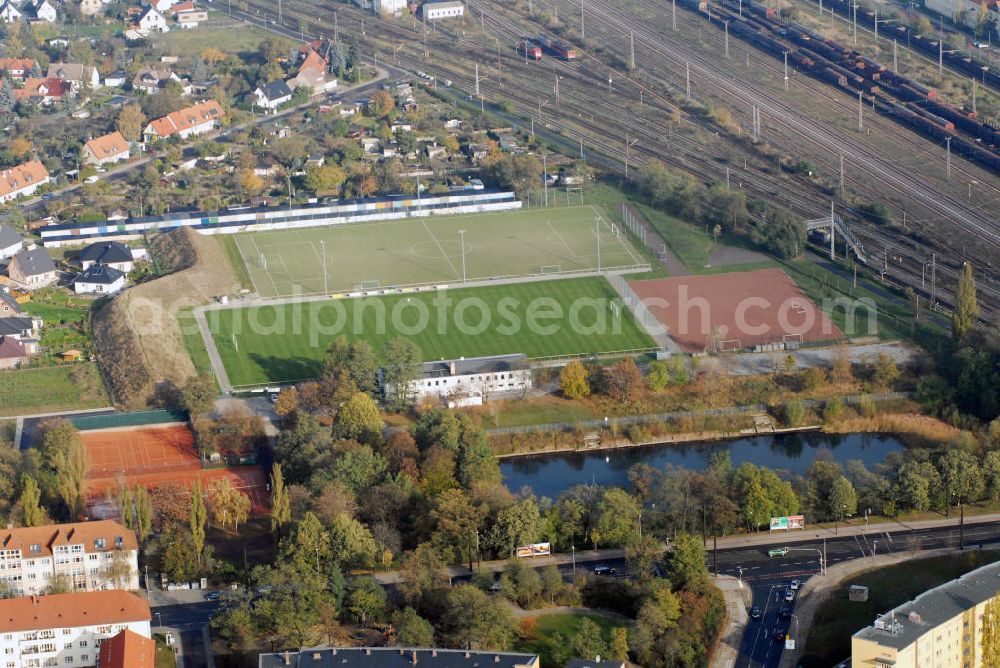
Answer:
[230,205,646,298]
[205,277,656,387]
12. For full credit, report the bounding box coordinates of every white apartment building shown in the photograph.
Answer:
[0,522,139,597]
[0,590,150,668]
[423,0,465,20]
[383,354,533,408]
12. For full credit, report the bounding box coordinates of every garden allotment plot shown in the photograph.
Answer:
[233,206,645,297]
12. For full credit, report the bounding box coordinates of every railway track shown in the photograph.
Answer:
[227,0,999,317]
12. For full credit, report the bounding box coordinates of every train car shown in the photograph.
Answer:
[518,40,543,60]
[817,66,848,87]
[537,33,577,60]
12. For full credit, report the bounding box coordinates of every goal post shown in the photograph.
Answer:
[719,339,743,352]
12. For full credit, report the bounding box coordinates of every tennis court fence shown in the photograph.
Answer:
[71,409,189,431]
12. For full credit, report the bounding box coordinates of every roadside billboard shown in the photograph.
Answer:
[515,542,552,558]
[769,515,805,531]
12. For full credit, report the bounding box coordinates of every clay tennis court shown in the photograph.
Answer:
[80,424,269,518]
[630,268,842,353]
[81,425,200,479]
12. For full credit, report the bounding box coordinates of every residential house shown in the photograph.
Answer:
[361,137,381,154]
[423,0,465,19]
[99,629,155,668]
[103,71,128,88]
[132,68,181,94]
[381,354,532,408]
[78,241,135,272]
[148,0,178,11]
[164,0,195,12]
[288,50,337,94]
[0,336,27,369]
[79,0,104,17]
[14,77,69,106]
[142,99,225,141]
[0,590,150,668]
[47,63,102,92]
[425,143,447,159]
[7,248,57,288]
[0,521,140,595]
[0,1,21,23]
[137,6,169,33]
[0,161,50,204]
[0,315,41,342]
[0,58,38,80]
[0,291,21,318]
[0,225,21,260]
[466,143,489,163]
[26,0,57,22]
[259,648,540,668]
[253,80,293,112]
[175,8,207,27]
[82,132,131,167]
[376,0,407,16]
[74,265,125,295]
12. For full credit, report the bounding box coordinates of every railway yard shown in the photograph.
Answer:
[230,0,999,319]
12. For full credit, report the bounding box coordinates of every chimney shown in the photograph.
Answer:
[595,656,601,663]
[412,651,418,665]
[494,656,500,663]
[283,651,290,666]
[431,650,437,658]
[449,361,457,375]
[365,649,372,656]
[31,595,38,605]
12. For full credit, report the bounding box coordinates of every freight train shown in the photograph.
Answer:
[518,39,543,60]
[684,0,1000,173]
[537,33,577,59]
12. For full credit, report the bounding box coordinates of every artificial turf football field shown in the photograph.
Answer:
[232,205,646,298]
[207,277,656,386]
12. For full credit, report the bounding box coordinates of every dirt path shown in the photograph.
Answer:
[619,203,690,276]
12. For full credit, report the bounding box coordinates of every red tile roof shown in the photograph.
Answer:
[14,78,69,102]
[99,629,155,668]
[0,591,150,633]
[0,161,50,199]
[0,520,138,557]
[0,58,37,77]
[84,132,130,161]
[146,100,224,138]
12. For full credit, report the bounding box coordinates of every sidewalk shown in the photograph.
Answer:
[710,575,751,668]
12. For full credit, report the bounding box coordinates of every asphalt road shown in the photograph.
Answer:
[154,601,221,668]
[721,521,1000,668]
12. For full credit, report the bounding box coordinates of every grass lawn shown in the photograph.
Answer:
[151,18,295,57]
[154,636,176,668]
[517,613,621,667]
[176,310,215,376]
[206,277,656,386]
[800,551,1000,667]
[218,235,254,292]
[232,205,645,297]
[0,364,110,416]
[476,395,598,429]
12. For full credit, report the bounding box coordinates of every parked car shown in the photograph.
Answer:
[205,591,222,601]
[750,606,762,619]
[784,589,795,603]
[789,579,802,591]
[592,565,616,576]
[768,547,789,557]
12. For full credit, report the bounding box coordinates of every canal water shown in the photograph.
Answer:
[499,431,904,498]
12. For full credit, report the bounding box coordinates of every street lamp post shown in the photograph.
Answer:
[571,543,576,577]
[459,229,467,283]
